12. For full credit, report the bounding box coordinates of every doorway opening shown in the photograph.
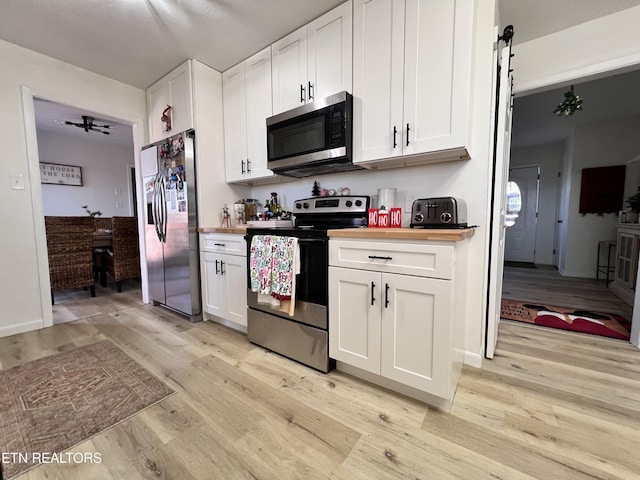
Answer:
[498,69,640,343]
[33,97,143,325]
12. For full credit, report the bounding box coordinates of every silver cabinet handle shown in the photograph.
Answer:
[215,259,220,275]
[220,261,225,275]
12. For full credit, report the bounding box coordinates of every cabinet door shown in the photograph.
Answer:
[221,253,248,327]
[380,273,452,397]
[167,62,194,136]
[202,252,225,317]
[147,80,171,144]
[307,1,353,102]
[272,26,308,115]
[403,0,472,154]
[616,232,638,288]
[329,266,381,374]
[353,0,405,163]
[245,47,274,180]
[223,62,249,182]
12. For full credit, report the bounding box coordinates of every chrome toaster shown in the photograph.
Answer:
[410,197,467,228]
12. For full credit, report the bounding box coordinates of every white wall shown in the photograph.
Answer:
[512,5,640,95]
[38,130,134,217]
[0,38,146,337]
[562,115,640,277]
[510,141,564,265]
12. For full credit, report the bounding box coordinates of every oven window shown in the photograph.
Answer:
[269,114,326,160]
[295,239,327,306]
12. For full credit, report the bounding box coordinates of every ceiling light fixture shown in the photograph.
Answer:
[553,85,583,116]
[64,115,112,135]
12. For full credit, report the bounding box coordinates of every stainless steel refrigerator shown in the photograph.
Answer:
[141,129,202,322]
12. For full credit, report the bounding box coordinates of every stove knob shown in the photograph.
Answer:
[303,202,310,209]
[355,200,362,207]
[414,212,424,223]
[440,212,452,223]
[345,200,353,207]
[295,203,302,209]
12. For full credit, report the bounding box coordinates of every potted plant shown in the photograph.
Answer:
[81,205,102,217]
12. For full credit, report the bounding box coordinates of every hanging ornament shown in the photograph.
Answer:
[553,85,583,116]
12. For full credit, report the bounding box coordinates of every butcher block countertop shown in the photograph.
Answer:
[199,226,248,234]
[328,227,475,242]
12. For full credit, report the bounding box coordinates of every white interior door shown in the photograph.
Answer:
[505,166,539,263]
[485,45,513,359]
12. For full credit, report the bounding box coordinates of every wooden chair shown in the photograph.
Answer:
[105,216,140,292]
[92,216,112,285]
[45,216,95,303]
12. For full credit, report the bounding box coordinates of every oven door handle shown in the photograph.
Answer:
[296,238,328,244]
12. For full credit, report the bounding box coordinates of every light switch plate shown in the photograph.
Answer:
[10,174,25,190]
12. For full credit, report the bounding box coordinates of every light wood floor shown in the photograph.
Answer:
[2,291,640,479]
[502,264,633,319]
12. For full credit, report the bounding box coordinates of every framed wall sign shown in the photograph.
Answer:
[40,163,83,186]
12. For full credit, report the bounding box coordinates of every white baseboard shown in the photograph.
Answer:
[0,319,44,338]
[203,313,247,334]
[463,350,483,368]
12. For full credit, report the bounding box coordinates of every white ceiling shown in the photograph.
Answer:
[4,0,640,149]
[33,99,134,147]
[499,0,640,45]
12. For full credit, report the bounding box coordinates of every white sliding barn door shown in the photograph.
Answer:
[486,45,514,359]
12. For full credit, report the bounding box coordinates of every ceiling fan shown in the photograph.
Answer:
[64,115,111,135]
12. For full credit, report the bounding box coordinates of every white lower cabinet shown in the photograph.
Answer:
[200,234,247,329]
[329,238,463,407]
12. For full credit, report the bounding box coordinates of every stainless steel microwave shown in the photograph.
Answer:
[266,91,361,178]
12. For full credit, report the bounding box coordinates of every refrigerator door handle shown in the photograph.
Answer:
[152,174,162,242]
[160,175,168,243]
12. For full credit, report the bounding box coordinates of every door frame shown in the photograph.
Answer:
[21,86,149,329]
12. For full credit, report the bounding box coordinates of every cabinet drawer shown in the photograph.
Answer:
[200,233,246,255]
[329,239,453,279]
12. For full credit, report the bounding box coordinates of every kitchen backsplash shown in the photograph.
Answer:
[248,161,469,227]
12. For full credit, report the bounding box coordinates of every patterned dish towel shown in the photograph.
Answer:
[249,235,300,316]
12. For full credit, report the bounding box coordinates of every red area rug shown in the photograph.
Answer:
[0,340,174,479]
[501,299,631,341]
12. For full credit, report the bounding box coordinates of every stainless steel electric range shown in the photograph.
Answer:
[245,195,370,372]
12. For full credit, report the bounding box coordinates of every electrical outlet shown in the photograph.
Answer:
[10,174,25,190]
[405,195,415,211]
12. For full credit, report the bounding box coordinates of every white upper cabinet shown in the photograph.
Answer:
[147,61,194,143]
[272,27,309,115]
[353,0,473,167]
[272,1,352,115]
[223,47,274,183]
